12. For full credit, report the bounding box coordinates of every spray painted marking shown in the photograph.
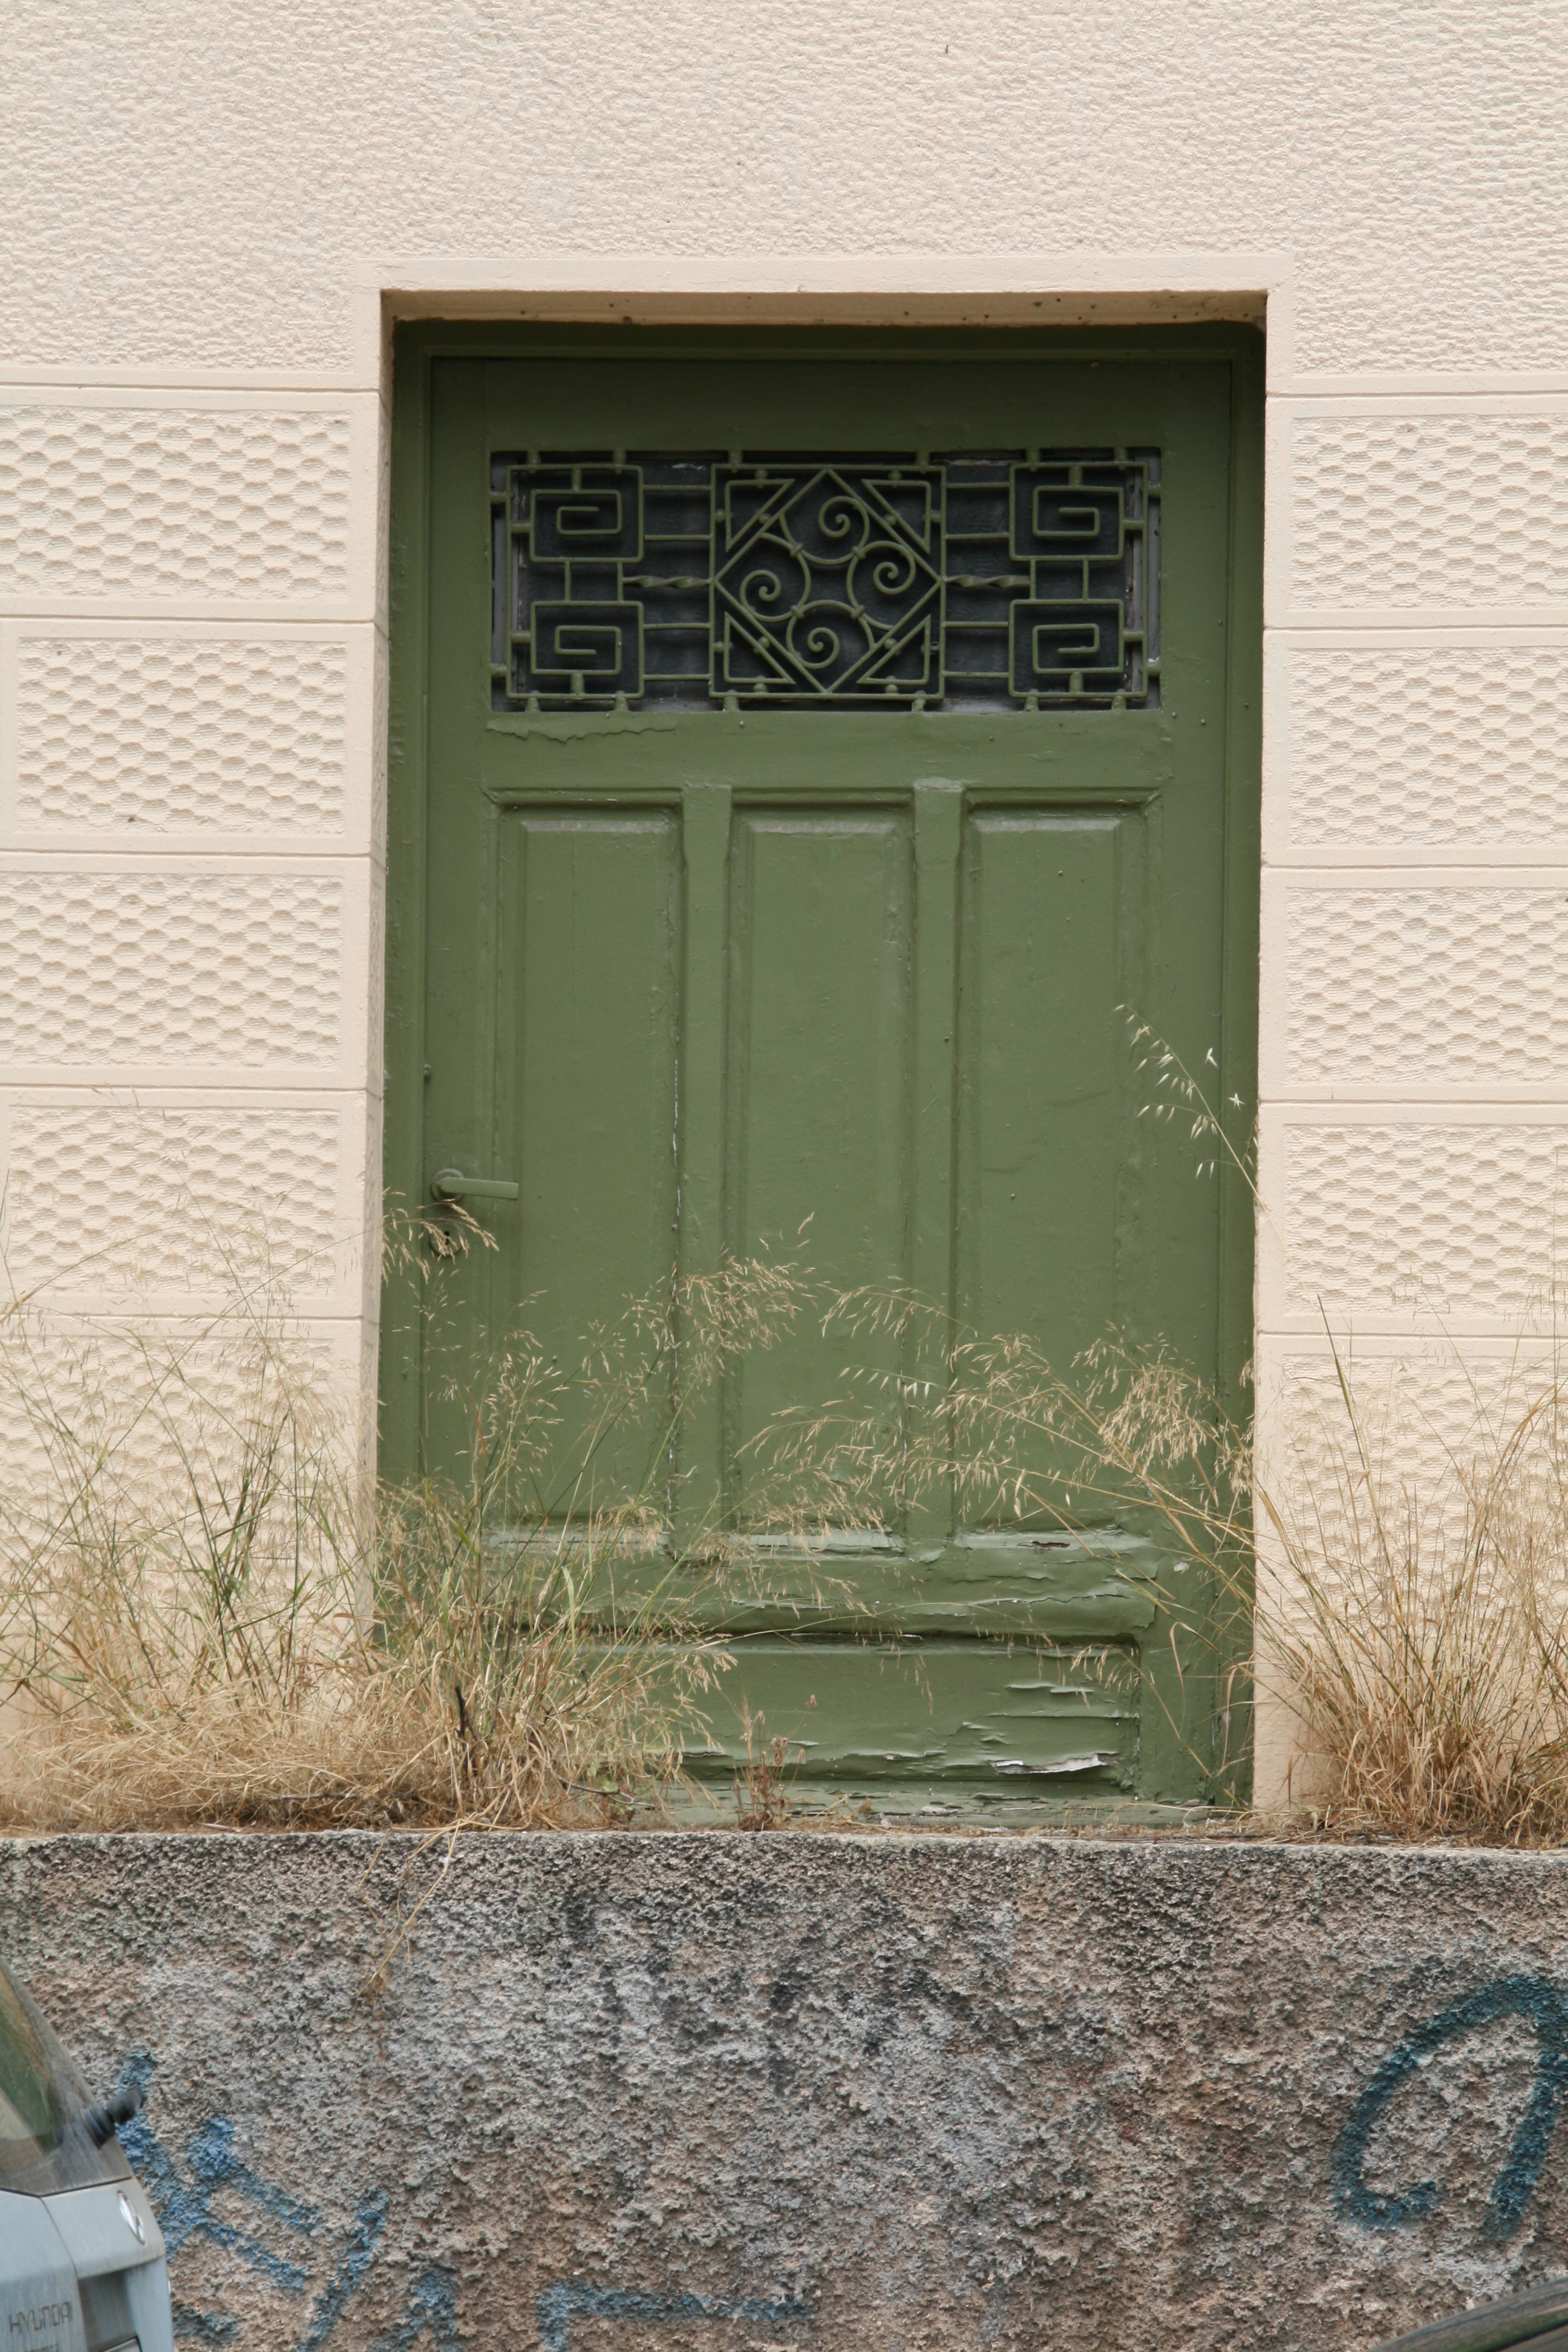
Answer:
[538,2281,814,2352]
[167,2302,238,2348]
[295,2194,390,2351]
[117,2052,387,2347]
[364,2267,463,2351]
[1334,1976,1568,2241]
[115,2054,814,2349]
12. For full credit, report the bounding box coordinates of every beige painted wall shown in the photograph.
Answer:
[1,1,1565,1805]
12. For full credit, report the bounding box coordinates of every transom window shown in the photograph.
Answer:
[490,448,1160,712]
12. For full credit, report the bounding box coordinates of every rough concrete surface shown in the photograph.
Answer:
[4,1832,1568,2352]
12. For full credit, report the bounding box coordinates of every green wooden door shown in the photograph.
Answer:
[385,324,1261,1820]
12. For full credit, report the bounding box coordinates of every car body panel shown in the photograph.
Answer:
[0,2188,89,2352]
[44,2181,165,2278]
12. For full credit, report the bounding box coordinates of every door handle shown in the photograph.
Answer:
[431,1169,520,1203]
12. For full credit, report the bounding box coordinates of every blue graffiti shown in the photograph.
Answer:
[365,2267,463,2352]
[537,2281,813,2352]
[1334,1976,1568,2241]
[115,2054,815,2351]
[295,2194,390,2352]
[116,2053,386,2347]
[166,2304,238,2348]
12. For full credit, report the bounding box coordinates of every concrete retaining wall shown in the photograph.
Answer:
[4,1831,1568,2351]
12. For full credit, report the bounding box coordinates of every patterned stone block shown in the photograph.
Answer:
[1284,644,1568,846]
[0,404,351,602]
[1284,886,1568,1089]
[1,1100,350,1303]
[1281,1122,1568,1322]
[15,634,351,835]
[1289,413,1568,612]
[0,871,344,1072]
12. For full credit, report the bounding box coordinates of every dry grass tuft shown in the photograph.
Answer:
[1255,1342,1568,1842]
[730,1714,798,1832]
[11,1025,1568,1847]
[0,1221,817,1834]
[737,1022,1568,1844]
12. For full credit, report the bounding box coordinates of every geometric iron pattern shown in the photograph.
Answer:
[491,449,1159,711]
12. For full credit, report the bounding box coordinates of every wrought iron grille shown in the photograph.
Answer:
[491,449,1160,711]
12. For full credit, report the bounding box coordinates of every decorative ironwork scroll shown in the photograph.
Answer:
[492,449,1158,711]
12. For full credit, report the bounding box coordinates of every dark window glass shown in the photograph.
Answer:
[0,1962,131,2195]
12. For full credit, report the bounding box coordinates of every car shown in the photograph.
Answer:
[1380,2276,1568,2352]
[0,1957,172,2352]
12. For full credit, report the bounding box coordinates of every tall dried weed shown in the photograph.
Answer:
[0,1208,812,1833]
[9,1022,1568,1846]
[743,1027,1568,1843]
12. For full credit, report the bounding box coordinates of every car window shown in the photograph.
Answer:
[0,1962,132,2196]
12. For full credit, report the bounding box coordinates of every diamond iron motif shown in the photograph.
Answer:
[712,463,942,702]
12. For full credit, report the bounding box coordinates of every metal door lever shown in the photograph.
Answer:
[431,1169,520,1203]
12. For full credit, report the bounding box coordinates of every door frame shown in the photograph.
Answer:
[380,319,1264,1708]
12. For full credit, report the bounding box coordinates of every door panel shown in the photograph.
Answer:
[724,810,913,1503]
[673,1635,1140,1800]
[386,324,1263,1817]
[956,808,1137,1472]
[497,809,680,1506]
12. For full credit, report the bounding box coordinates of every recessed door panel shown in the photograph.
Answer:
[498,809,680,1503]
[724,809,913,1503]
[673,1636,1139,1796]
[957,809,1131,1363]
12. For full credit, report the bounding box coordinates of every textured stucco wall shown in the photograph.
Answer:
[1,4,1564,380]
[1,3,1567,1799]
[6,1832,1568,2352]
